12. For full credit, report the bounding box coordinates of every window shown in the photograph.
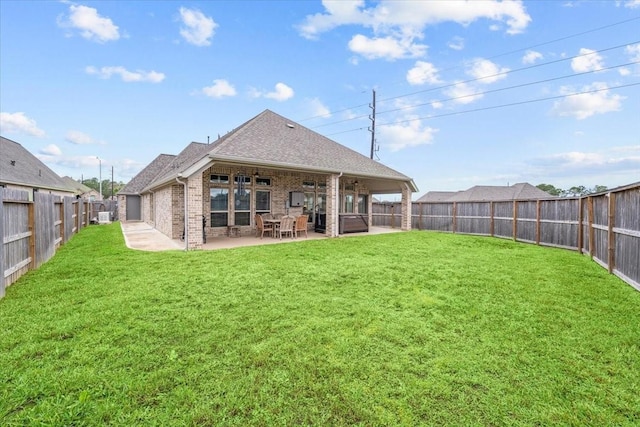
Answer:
[344,183,355,192]
[256,177,271,186]
[256,190,271,216]
[234,175,252,185]
[210,174,229,184]
[304,192,315,222]
[234,188,251,226]
[358,195,368,213]
[303,181,315,190]
[343,194,354,213]
[210,188,229,227]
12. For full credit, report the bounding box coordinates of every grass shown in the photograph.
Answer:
[1,223,639,426]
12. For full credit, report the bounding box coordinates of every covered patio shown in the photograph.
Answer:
[121,221,404,251]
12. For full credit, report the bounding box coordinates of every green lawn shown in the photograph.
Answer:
[1,223,639,426]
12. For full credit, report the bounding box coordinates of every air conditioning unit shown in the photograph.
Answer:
[289,191,304,207]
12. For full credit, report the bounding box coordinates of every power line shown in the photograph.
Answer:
[378,41,639,105]
[324,82,640,136]
[298,15,639,125]
[315,56,639,130]
[375,61,639,117]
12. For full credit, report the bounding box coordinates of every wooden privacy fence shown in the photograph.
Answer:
[373,182,640,291]
[0,189,118,298]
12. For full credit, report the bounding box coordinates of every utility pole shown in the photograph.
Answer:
[369,89,376,159]
[96,156,102,201]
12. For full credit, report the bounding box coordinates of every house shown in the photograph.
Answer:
[417,183,554,203]
[60,176,101,201]
[0,136,75,197]
[119,110,417,249]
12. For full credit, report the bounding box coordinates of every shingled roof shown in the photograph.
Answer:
[119,153,176,195]
[0,136,73,193]
[138,110,417,193]
[417,183,554,202]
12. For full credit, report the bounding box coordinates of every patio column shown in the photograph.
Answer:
[326,173,340,237]
[186,174,204,249]
[401,183,412,231]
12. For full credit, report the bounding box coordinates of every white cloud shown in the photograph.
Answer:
[251,83,294,101]
[466,58,509,84]
[308,98,331,117]
[0,112,46,137]
[299,0,530,38]
[571,48,605,73]
[552,82,624,119]
[40,144,62,156]
[444,81,483,104]
[202,79,237,98]
[522,50,543,64]
[86,66,165,83]
[65,130,97,145]
[378,118,437,151]
[618,67,631,76]
[179,7,217,46]
[625,43,640,62]
[348,34,427,60]
[297,1,529,62]
[447,36,464,51]
[406,61,441,85]
[530,146,640,178]
[58,4,120,43]
[622,0,640,8]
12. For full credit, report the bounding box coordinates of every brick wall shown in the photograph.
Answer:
[118,195,127,222]
[154,186,174,237]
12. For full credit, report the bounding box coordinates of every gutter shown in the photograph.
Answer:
[176,175,188,251]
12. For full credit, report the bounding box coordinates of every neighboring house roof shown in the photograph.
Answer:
[0,136,74,193]
[418,183,554,202]
[416,191,460,202]
[60,176,93,195]
[119,153,176,195]
[141,110,417,193]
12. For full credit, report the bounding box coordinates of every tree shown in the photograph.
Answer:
[536,183,562,196]
[536,183,608,198]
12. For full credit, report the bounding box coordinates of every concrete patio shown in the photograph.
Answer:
[120,221,403,252]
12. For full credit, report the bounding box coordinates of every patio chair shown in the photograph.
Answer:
[295,214,308,238]
[255,214,274,239]
[278,215,295,239]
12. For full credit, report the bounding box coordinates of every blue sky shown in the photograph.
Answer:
[1,0,639,197]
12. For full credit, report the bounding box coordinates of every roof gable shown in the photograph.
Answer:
[119,153,176,194]
[0,136,73,192]
[208,110,411,181]
[144,142,211,191]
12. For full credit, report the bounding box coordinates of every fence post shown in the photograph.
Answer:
[577,197,584,253]
[588,196,594,259]
[608,192,615,274]
[535,200,541,245]
[489,201,494,237]
[28,202,36,269]
[59,198,65,244]
[512,200,518,241]
[452,202,457,233]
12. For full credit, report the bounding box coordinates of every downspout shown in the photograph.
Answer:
[149,189,155,226]
[176,175,188,251]
[338,172,342,237]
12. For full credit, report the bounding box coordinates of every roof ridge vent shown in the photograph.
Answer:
[286,123,295,129]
